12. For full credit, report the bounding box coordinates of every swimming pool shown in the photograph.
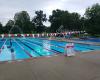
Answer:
[0,37,100,61]
[77,38,100,42]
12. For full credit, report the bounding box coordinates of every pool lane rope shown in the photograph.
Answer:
[0,39,8,53]
[24,38,63,53]
[0,39,15,61]
[39,38,95,50]
[13,39,33,58]
[38,38,67,48]
[10,39,15,60]
[22,39,59,54]
[26,38,63,52]
[28,38,65,48]
[21,39,62,54]
[16,39,43,56]
[24,38,95,53]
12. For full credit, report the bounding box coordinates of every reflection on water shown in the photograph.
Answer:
[0,45,12,61]
[43,40,51,55]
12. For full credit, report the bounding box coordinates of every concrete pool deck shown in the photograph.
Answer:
[0,51,100,80]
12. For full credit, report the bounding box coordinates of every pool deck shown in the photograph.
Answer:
[0,51,100,80]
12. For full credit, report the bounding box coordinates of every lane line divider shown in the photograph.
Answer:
[26,38,63,53]
[22,39,59,54]
[16,39,43,56]
[36,38,65,48]
[39,38,95,50]
[10,39,15,60]
[13,39,33,58]
[0,39,8,54]
[29,38,64,48]
[22,39,62,54]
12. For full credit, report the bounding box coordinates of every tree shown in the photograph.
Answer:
[5,20,14,33]
[49,9,65,32]
[85,3,100,35]
[32,10,47,33]
[70,12,81,30]
[14,11,34,33]
[49,9,81,32]
[0,22,3,34]
[80,17,86,31]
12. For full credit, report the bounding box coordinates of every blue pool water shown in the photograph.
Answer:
[76,38,100,42]
[0,37,100,61]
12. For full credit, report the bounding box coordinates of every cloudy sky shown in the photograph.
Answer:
[0,0,100,26]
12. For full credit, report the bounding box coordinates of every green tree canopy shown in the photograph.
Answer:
[5,20,14,33]
[70,12,81,30]
[49,9,65,32]
[49,9,81,32]
[0,22,3,34]
[14,11,33,33]
[85,3,100,35]
[0,3,100,35]
[32,10,47,33]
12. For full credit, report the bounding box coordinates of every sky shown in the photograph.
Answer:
[0,0,100,26]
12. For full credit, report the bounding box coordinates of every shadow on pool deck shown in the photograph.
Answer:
[0,51,100,80]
